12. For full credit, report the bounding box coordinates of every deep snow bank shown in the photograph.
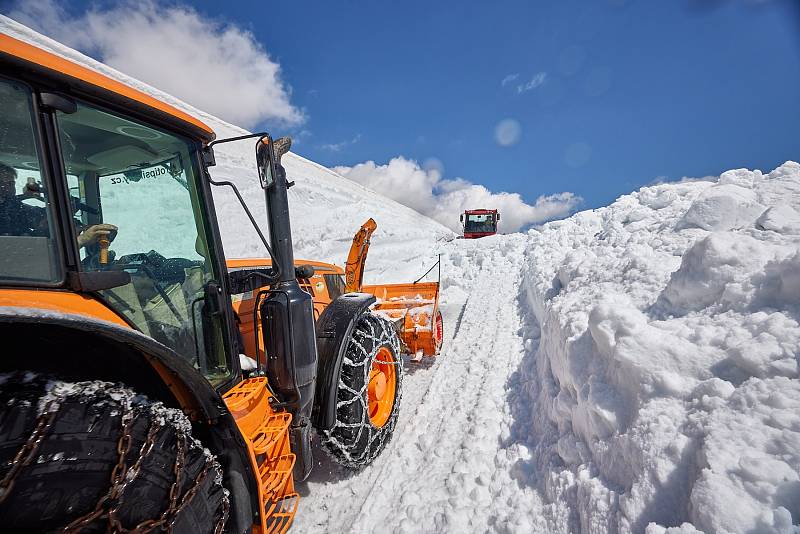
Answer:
[520,163,800,533]
[1,17,452,284]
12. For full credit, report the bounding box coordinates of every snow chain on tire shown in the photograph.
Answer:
[0,373,229,533]
[322,313,403,468]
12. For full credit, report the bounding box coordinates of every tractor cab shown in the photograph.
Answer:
[460,209,499,238]
[1,78,246,391]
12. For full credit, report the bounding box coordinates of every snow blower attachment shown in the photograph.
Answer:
[229,216,443,369]
[342,220,444,360]
[363,279,443,361]
[0,35,402,533]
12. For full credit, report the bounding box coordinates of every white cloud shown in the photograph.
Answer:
[517,72,548,94]
[320,134,362,152]
[8,0,304,129]
[501,73,520,87]
[334,157,581,233]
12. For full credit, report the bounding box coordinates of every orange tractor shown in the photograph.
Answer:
[0,35,439,533]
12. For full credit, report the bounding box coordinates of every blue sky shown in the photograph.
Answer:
[8,0,800,226]
[194,0,800,209]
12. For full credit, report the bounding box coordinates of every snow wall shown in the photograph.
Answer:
[519,163,800,533]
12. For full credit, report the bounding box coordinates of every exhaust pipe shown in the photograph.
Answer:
[260,137,318,480]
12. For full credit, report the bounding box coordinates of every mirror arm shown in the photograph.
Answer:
[206,174,281,280]
[204,132,271,169]
[207,132,270,149]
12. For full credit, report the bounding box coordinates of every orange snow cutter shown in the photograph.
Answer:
[362,276,444,360]
[342,219,444,360]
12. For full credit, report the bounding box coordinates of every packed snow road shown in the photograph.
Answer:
[294,235,551,534]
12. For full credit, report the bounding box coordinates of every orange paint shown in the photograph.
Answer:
[0,288,130,327]
[227,258,343,273]
[0,34,215,140]
[368,346,397,428]
[362,281,443,358]
[222,378,298,534]
[344,218,377,293]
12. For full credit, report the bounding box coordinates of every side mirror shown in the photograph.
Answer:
[257,136,277,189]
[295,264,315,279]
[496,213,500,221]
[256,136,293,189]
[459,214,464,222]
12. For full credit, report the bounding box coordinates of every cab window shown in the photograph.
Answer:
[54,102,231,383]
[465,213,496,233]
[0,79,61,284]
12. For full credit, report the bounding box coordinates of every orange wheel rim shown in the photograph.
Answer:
[368,346,397,428]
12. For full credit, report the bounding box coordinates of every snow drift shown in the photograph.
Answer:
[520,163,800,533]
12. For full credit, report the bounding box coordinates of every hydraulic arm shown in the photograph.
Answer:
[345,218,377,293]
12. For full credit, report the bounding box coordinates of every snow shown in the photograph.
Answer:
[294,234,549,533]
[4,15,800,534]
[678,182,765,232]
[239,353,258,371]
[520,164,800,533]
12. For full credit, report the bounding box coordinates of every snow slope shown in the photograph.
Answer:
[1,16,452,285]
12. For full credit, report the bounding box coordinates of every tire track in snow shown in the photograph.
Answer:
[295,236,549,533]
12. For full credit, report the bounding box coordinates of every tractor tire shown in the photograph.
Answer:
[322,313,403,469]
[0,373,228,533]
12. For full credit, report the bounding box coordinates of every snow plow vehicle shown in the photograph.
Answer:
[460,208,500,238]
[0,35,403,533]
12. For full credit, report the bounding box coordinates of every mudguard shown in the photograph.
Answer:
[312,292,376,430]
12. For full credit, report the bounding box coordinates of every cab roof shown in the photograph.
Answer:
[0,34,215,143]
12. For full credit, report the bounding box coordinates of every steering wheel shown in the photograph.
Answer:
[108,250,190,321]
[114,250,203,284]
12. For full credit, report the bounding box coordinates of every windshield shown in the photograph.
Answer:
[55,102,231,383]
[0,78,62,284]
[464,213,496,233]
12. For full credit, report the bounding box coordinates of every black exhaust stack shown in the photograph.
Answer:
[258,137,318,481]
